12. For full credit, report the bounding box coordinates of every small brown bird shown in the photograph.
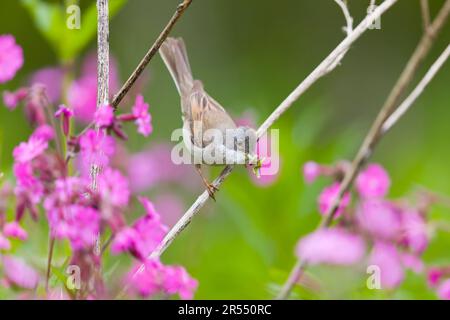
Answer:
[160,37,257,200]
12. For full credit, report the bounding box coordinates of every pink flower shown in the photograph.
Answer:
[0,35,23,83]
[437,279,450,300]
[303,161,321,184]
[132,95,152,137]
[356,199,401,240]
[2,256,39,289]
[29,67,64,103]
[125,258,198,299]
[98,168,130,208]
[154,193,184,227]
[79,129,115,173]
[163,266,198,300]
[50,205,100,250]
[3,87,27,110]
[428,267,444,287]
[68,76,97,123]
[13,136,48,163]
[55,104,74,136]
[296,228,365,265]
[126,259,164,297]
[94,104,114,127]
[3,221,28,240]
[111,197,167,260]
[356,163,390,198]
[318,182,350,218]
[32,124,54,142]
[400,252,424,273]
[368,241,404,289]
[400,210,428,254]
[0,233,11,250]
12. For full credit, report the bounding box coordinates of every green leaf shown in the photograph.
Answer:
[21,0,127,62]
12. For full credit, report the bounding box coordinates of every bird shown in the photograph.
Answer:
[159,37,258,200]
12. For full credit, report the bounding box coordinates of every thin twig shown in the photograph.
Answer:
[45,236,55,293]
[382,44,450,132]
[149,0,398,260]
[277,0,450,300]
[111,0,193,109]
[420,0,431,30]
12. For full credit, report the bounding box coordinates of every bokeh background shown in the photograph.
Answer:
[1,0,450,299]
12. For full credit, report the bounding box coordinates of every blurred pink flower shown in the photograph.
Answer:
[29,67,64,103]
[400,210,428,254]
[0,233,11,250]
[32,124,54,142]
[163,265,198,300]
[356,163,390,198]
[427,267,444,287]
[2,256,39,289]
[303,161,321,184]
[154,193,184,227]
[127,144,197,193]
[13,136,48,163]
[79,129,115,174]
[437,279,450,300]
[2,87,27,110]
[98,168,130,208]
[94,104,114,127]
[111,197,167,260]
[125,258,197,299]
[0,35,23,83]
[400,252,424,273]
[296,228,365,265]
[368,241,404,289]
[132,95,152,137]
[3,221,28,241]
[356,199,401,241]
[318,182,350,218]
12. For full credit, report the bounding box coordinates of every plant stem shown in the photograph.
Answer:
[45,236,55,293]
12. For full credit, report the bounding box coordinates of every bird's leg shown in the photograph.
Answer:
[195,164,218,201]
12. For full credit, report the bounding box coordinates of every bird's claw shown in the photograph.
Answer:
[206,183,219,201]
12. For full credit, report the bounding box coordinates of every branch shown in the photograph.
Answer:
[420,0,431,30]
[90,0,110,191]
[149,0,399,260]
[111,0,193,109]
[276,0,450,300]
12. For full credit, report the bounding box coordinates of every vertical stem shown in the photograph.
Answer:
[45,236,55,293]
[91,0,110,190]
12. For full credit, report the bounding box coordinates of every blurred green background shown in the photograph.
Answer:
[1,0,450,299]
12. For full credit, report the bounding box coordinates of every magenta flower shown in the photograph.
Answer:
[163,266,199,300]
[94,104,114,127]
[303,161,321,184]
[68,76,97,123]
[318,182,351,218]
[356,199,401,241]
[29,67,64,103]
[400,210,429,254]
[55,104,74,136]
[296,228,365,266]
[428,267,444,287]
[400,252,424,273]
[437,279,450,300]
[356,163,390,198]
[3,87,27,110]
[2,256,39,289]
[0,35,23,83]
[111,197,167,260]
[97,168,130,208]
[32,124,54,142]
[13,136,48,163]
[3,221,28,241]
[132,95,152,137]
[79,129,115,172]
[368,241,404,289]
[0,233,11,250]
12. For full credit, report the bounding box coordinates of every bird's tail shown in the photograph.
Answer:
[160,37,194,97]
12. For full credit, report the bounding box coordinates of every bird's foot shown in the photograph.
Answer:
[205,183,219,201]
